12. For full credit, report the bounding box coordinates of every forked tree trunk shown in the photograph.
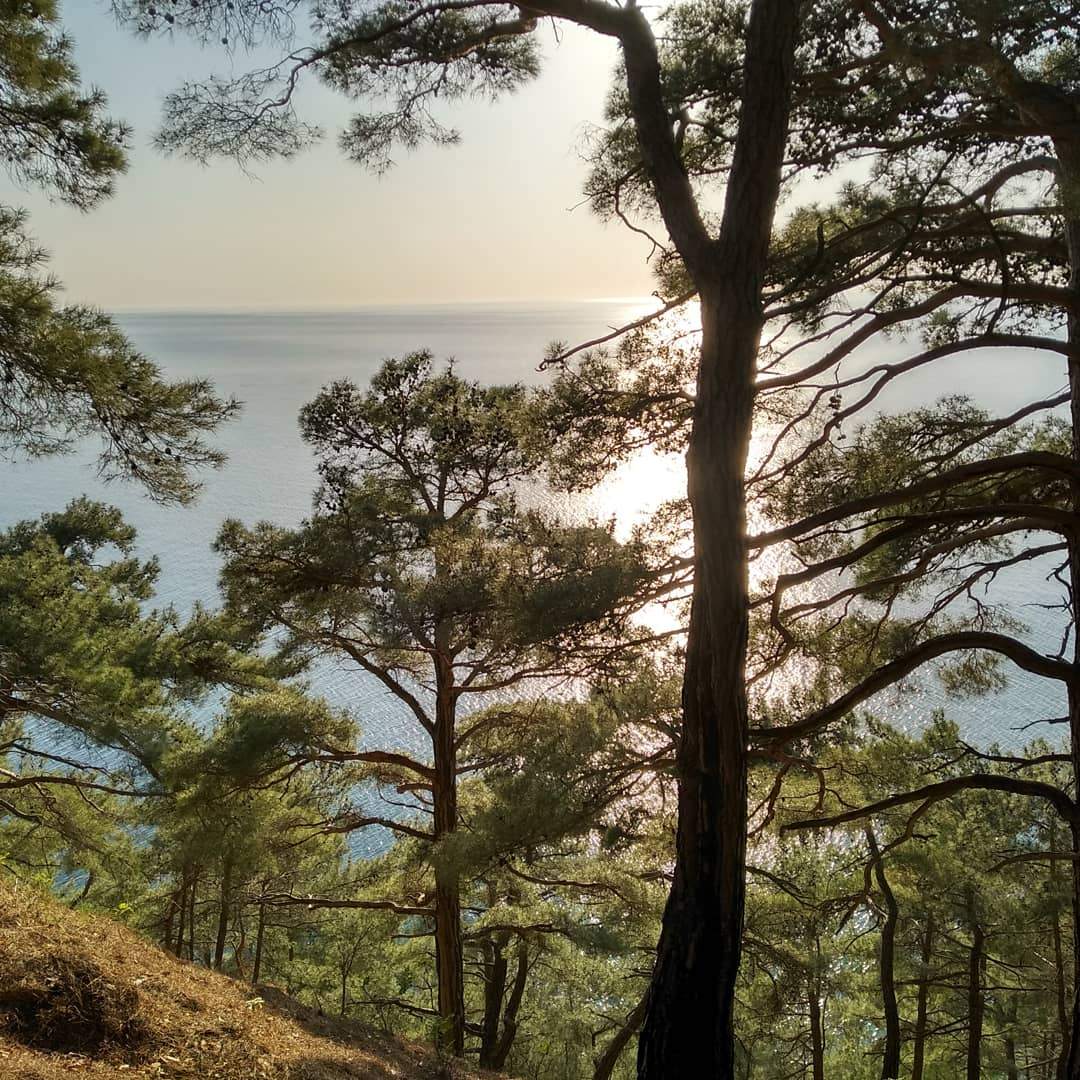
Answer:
[486,938,529,1071]
[478,926,530,1070]
[636,1,801,1074]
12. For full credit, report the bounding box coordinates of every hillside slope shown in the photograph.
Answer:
[0,880,498,1079]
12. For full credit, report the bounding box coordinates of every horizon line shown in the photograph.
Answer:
[109,295,661,316]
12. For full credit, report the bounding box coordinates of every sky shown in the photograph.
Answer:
[1,3,659,310]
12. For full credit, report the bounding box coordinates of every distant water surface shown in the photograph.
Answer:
[4,303,652,773]
[1,303,1071,764]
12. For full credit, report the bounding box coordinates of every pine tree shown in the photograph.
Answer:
[0,1,235,502]
[215,352,653,1054]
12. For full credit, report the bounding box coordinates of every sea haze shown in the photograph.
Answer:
[1,302,1072,760]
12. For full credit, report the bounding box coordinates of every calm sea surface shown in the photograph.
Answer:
[1,302,1072,764]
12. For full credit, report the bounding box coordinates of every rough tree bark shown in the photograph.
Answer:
[432,647,465,1056]
[635,0,802,1074]
[1058,138,1080,1080]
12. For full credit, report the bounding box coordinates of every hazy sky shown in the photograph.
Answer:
[2,4,658,310]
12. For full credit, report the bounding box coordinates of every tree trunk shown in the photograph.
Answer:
[1005,998,1020,1080]
[636,2,801,1075]
[868,829,902,1079]
[161,895,174,953]
[187,867,198,962]
[478,933,509,1068]
[213,855,233,971]
[163,881,179,953]
[1051,815,1071,1080]
[252,900,265,986]
[432,659,465,1056]
[595,993,648,1080]
[173,873,188,960]
[1058,139,1080,1080]
[488,937,529,1071]
[809,965,825,1080]
[966,892,985,1080]
[233,913,247,981]
[912,914,934,1080]
[70,872,93,909]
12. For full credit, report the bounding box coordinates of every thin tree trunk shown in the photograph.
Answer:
[912,913,934,1080]
[187,868,198,962]
[595,993,648,1080]
[162,881,178,952]
[433,658,464,1056]
[252,900,265,986]
[1051,815,1071,1080]
[173,872,188,960]
[966,891,985,1080]
[636,1,801,1074]
[233,913,247,981]
[213,855,233,971]
[868,829,902,1078]
[809,965,825,1080]
[70,872,94,909]
[1005,998,1020,1080]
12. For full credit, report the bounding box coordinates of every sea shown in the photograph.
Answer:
[2,302,1073,784]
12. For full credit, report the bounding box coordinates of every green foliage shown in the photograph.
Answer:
[0,0,128,208]
[0,3,236,502]
[0,208,238,503]
[115,0,542,170]
[0,499,192,776]
[218,352,652,692]
[19,5,1080,1073]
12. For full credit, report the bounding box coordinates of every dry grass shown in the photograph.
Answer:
[0,879,501,1080]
